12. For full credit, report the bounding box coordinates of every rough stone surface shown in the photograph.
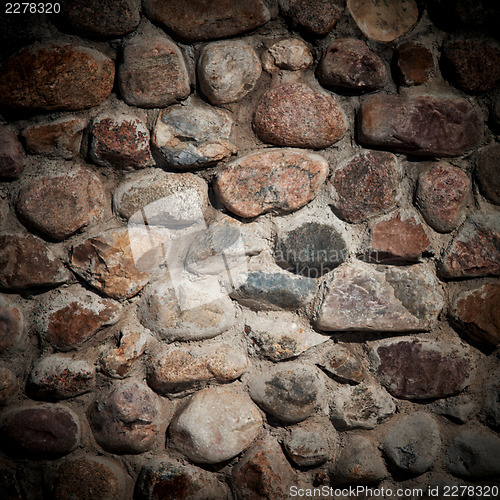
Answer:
[416,163,470,233]
[316,261,444,332]
[0,43,114,111]
[198,41,261,105]
[0,126,24,180]
[87,381,159,454]
[439,215,500,279]
[476,143,500,205]
[329,151,399,223]
[153,97,236,169]
[16,165,106,240]
[396,42,434,86]
[0,406,80,458]
[0,302,22,352]
[0,367,17,405]
[262,38,313,72]
[283,425,330,467]
[118,36,190,108]
[317,38,387,91]
[169,387,263,464]
[359,94,483,157]
[370,338,474,400]
[485,376,500,428]
[0,233,70,290]
[318,343,365,384]
[431,393,476,424]
[215,149,328,218]
[253,83,346,148]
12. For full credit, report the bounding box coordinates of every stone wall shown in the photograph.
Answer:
[0,1,499,498]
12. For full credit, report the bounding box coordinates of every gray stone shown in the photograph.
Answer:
[431,393,476,424]
[476,143,500,205]
[318,343,366,384]
[485,376,500,428]
[262,38,313,72]
[283,424,330,467]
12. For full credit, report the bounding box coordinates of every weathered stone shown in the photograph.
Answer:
[370,338,474,400]
[16,165,106,240]
[27,355,95,400]
[329,151,399,223]
[283,424,330,467]
[0,43,114,111]
[476,143,500,205]
[0,301,22,352]
[359,94,483,157]
[0,233,70,290]
[430,393,476,424]
[0,126,24,180]
[90,111,154,169]
[169,387,262,464]
[71,227,152,299]
[215,149,328,218]
[249,363,324,423]
[118,36,190,108]
[485,376,500,428]
[36,286,121,351]
[316,261,444,332]
[0,406,80,458]
[0,367,17,404]
[347,0,419,42]
[53,456,128,500]
[439,215,500,279]
[318,343,365,384]
[0,460,21,499]
[153,97,236,169]
[446,429,500,479]
[317,38,387,90]
[262,38,313,72]
[60,0,141,38]
[136,458,230,500]
[383,413,441,475]
[148,343,248,393]
[21,116,85,159]
[329,381,395,429]
[253,83,346,148]
[144,0,276,42]
[88,381,159,454]
[396,42,434,86]
[198,41,261,105]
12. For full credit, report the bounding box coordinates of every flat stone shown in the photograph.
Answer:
[383,413,441,475]
[317,38,387,90]
[0,300,23,352]
[0,126,24,180]
[262,38,313,72]
[0,406,80,459]
[232,439,295,500]
[316,261,444,332]
[249,363,324,423]
[347,0,419,42]
[0,233,70,290]
[451,284,500,348]
[198,41,261,105]
[329,382,395,430]
[153,97,236,169]
[439,215,500,279]
[416,163,470,233]
[329,150,399,223]
[253,83,346,148]
[396,42,434,86]
[148,343,248,393]
[71,227,152,299]
[283,425,330,467]
[60,0,141,38]
[90,111,154,169]
[0,460,21,499]
[169,387,263,464]
[476,143,500,205]
[318,343,365,384]
[144,0,276,42]
[359,94,483,157]
[27,355,95,400]
[370,338,474,400]
[136,458,230,500]
[485,376,500,428]
[16,165,106,240]
[21,116,85,159]
[118,35,190,108]
[87,381,159,454]
[0,43,114,111]
[446,429,500,479]
[215,149,328,218]
[430,393,476,424]
[0,367,17,405]
[36,286,121,351]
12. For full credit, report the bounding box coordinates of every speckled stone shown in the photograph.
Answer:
[0,126,24,180]
[476,143,500,205]
[396,42,434,85]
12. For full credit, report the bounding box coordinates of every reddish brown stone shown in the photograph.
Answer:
[476,144,500,205]
[0,43,115,111]
[214,149,328,218]
[0,233,70,290]
[319,343,365,384]
[0,304,22,352]
[253,83,346,148]
[0,406,80,458]
[281,0,342,36]
[16,166,106,241]
[317,38,387,90]
[442,40,500,93]
[0,367,17,404]
[329,151,399,223]
[359,94,483,157]
[0,126,24,180]
[396,42,434,86]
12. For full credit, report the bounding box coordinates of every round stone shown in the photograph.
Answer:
[262,38,313,72]
[476,144,500,205]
